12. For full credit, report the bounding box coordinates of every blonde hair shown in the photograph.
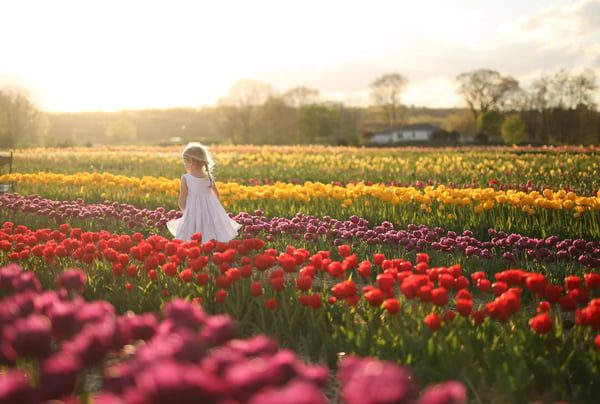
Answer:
[182,142,215,184]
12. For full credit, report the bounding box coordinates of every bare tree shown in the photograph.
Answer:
[546,68,597,109]
[0,86,48,148]
[369,73,408,128]
[218,79,276,144]
[282,86,320,108]
[455,69,520,121]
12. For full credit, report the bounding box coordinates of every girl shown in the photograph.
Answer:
[167,142,241,242]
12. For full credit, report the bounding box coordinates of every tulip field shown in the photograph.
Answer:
[1,144,600,403]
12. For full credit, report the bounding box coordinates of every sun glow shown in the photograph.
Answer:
[1,0,597,112]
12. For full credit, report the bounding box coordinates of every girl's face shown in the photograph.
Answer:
[183,158,194,173]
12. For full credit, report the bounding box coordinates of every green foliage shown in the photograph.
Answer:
[297,104,339,144]
[477,110,504,140]
[502,114,526,145]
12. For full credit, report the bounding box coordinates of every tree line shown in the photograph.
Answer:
[0,67,598,148]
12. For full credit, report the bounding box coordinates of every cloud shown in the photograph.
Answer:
[514,0,600,52]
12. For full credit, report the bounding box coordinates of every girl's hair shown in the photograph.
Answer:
[182,142,215,184]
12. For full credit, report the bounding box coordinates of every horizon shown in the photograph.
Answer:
[1,0,599,113]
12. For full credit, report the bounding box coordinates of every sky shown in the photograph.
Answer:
[1,0,599,112]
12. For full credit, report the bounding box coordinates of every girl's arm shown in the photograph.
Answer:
[211,182,220,199]
[178,175,188,210]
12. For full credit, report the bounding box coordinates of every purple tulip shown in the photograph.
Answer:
[13,271,42,294]
[102,362,135,395]
[247,381,329,404]
[57,269,87,294]
[199,314,238,346]
[545,235,559,246]
[8,314,53,359]
[418,380,467,404]
[48,300,78,340]
[479,249,492,259]
[12,292,36,318]
[227,335,279,357]
[0,369,37,404]
[63,318,116,367]
[117,312,158,344]
[39,352,82,399]
[162,299,206,330]
[0,263,22,292]
[135,361,225,403]
[93,392,129,404]
[503,252,516,264]
[76,300,114,325]
[338,355,417,404]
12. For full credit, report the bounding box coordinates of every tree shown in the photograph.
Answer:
[477,110,504,141]
[0,86,49,148]
[443,109,477,141]
[282,86,320,108]
[455,69,520,122]
[252,96,296,144]
[105,119,137,144]
[548,68,597,109]
[218,79,276,144]
[501,114,526,145]
[332,102,363,145]
[369,73,408,128]
[521,69,598,144]
[297,104,339,144]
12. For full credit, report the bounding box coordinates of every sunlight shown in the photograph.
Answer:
[1,0,596,112]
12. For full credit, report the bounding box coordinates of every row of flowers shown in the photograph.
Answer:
[1,223,599,401]
[13,144,600,193]
[0,222,599,335]
[2,172,600,214]
[2,193,599,272]
[0,264,467,404]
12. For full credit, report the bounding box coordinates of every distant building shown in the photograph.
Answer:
[369,123,441,145]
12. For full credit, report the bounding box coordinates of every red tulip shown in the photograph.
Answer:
[529,313,552,334]
[376,273,395,291]
[250,281,263,297]
[383,298,401,314]
[363,288,384,307]
[215,289,227,303]
[456,299,473,316]
[338,245,351,257]
[424,313,442,331]
[195,273,209,286]
[471,310,485,325]
[565,275,582,291]
[309,294,322,309]
[544,284,564,303]
[296,276,312,291]
[265,298,277,310]
[431,288,448,307]
[491,281,507,297]
[585,273,600,290]
[179,269,193,283]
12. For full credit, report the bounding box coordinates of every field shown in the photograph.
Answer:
[1,144,599,403]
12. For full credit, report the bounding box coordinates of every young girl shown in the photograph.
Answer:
[166,142,241,242]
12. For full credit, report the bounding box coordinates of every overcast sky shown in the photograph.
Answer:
[1,0,599,112]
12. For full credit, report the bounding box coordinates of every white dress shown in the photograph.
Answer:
[167,174,241,242]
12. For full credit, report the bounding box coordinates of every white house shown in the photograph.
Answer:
[369,123,441,145]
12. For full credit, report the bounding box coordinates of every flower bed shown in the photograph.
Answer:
[0,222,598,402]
[1,264,469,404]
